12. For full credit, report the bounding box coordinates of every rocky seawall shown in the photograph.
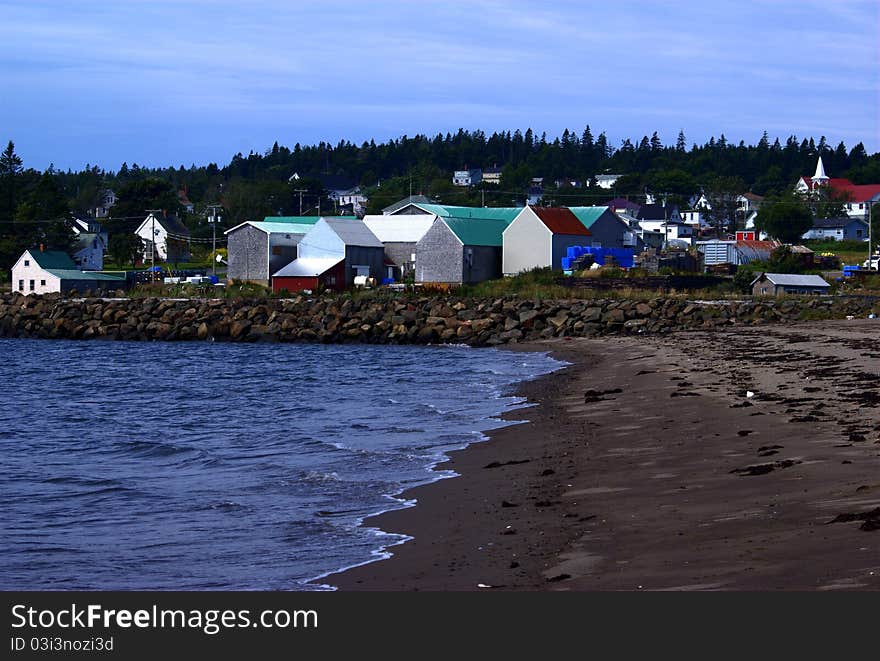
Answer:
[0,292,876,346]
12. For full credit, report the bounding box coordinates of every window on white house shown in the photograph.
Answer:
[24,260,29,266]
[18,280,23,291]
[40,280,46,286]
[29,280,34,291]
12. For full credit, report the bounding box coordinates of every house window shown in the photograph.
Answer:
[29,280,35,291]
[857,230,863,238]
[40,280,46,286]
[24,260,29,266]
[18,279,23,291]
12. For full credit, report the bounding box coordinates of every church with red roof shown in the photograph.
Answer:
[796,157,880,218]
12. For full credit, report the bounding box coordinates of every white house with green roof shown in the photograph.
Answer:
[11,248,125,295]
[415,212,516,285]
[224,217,329,284]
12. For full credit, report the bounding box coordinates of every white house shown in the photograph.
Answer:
[73,233,107,270]
[595,174,621,189]
[636,204,692,244]
[482,167,502,185]
[70,216,108,270]
[11,248,125,295]
[134,212,191,263]
[453,169,482,186]
[94,189,116,219]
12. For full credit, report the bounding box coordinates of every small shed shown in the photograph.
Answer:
[502,206,591,275]
[750,272,831,297]
[272,217,384,293]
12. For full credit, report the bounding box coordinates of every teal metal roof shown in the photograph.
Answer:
[568,206,610,229]
[252,222,316,235]
[46,270,126,281]
[261,215,354,224]
[28,250,76,270]
[417,204,520,223]
[443,217,510,246]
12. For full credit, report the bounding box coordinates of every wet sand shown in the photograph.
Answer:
[328,319,880,590]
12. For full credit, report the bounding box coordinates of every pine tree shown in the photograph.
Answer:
[676,130,686,152]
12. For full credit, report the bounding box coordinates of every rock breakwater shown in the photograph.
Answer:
[0,292,875,346]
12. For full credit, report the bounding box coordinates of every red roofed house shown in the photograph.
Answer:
[796,157,880,218]
[502,206,591,275]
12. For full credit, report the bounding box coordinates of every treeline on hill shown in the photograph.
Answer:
[1,128,879,274]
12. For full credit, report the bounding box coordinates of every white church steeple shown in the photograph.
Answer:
[811,156,829,188]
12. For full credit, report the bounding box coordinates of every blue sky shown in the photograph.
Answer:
[1,0,877,171]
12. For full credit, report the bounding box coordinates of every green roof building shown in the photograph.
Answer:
[12,248,125,295]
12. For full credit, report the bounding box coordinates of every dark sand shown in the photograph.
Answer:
[328,319,880,590]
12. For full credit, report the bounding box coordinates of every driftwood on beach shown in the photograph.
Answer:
[0,291,877,347]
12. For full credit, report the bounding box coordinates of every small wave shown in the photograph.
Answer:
[350,423,370,430]
[314,508,364,518]
[192,501,252,513]
[113,439,198,458]
[43,476,122,487]
[302,470,341,483]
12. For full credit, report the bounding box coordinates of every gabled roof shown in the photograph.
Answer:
[811,216,867,229]
[751,272,830,288]
[568,206,613,229]
[27,249,77,270]
[443,217,510,246]
[272,257,344,278]
[226,220,316,236]
[527,207,591,235]
[382,195,433,215]
[606,197,641,213]
[323,218,383,247]
[636,204,678,221]
[363,214,436,242]
[143,212,191,237]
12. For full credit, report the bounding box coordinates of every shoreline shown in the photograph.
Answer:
[327,320,880,590]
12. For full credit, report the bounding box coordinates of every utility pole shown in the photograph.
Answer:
[481,188,485,207]
[145,209,162,282]
[294,189,306,216]
[207,205,222,276]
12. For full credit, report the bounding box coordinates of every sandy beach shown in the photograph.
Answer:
[328,318,880,591]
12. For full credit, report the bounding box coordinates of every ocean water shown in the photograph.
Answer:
[0,338,563,590]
